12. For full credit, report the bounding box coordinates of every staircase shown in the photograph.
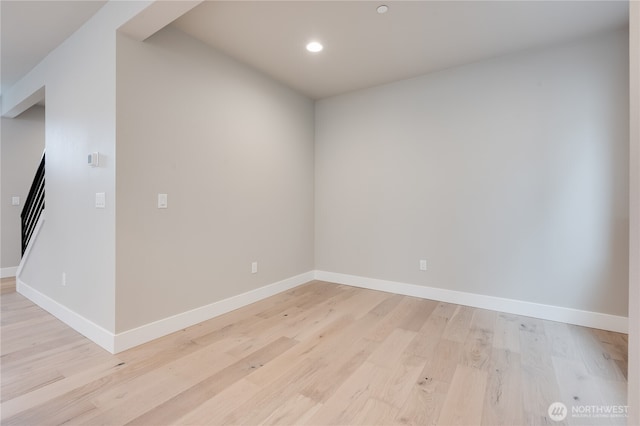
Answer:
[21,153,45,256]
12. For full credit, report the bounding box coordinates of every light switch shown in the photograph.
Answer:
[95,192,106,209]
[158,193,168,209]
[11,196,20,206]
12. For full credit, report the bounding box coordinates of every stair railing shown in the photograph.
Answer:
[21,152,45,255]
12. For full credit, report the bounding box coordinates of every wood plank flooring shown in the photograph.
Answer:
[0,278,628,425]
[1,277,16,295]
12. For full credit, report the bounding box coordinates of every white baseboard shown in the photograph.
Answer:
[17,272,313,354]
[314,271,628,334]
[1,267,18,278]
[113,271,314,353]
[16,269,627,355]
[17,278,115,352]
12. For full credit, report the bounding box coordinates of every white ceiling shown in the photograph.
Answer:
[172,1,629,99]
[0,1,629,102]
[0,0,107,98]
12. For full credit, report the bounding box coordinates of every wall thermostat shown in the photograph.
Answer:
[88,152,100,167]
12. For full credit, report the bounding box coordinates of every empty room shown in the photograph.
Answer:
[1,1,638,425]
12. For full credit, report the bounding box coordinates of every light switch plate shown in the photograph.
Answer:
[95,192,106,208]
[11,196,20,206]
[158,193,168,209]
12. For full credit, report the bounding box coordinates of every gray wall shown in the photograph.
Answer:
[0,106,45,271]
[11,1,142,332]
[628,2,640,421]
[315,29,629,316]
[115,27,315,332]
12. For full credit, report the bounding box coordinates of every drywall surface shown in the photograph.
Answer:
[115,27,315,332]
[315,29,629,316]
[3,1,153,332]
[0,106,45,270]
[628,1,639,422]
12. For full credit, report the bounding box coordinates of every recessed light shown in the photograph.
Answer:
[306,41,323,53]
[377,5,389,14]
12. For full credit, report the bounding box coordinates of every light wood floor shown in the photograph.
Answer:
[0,277,17,295]
[0,277,628,425]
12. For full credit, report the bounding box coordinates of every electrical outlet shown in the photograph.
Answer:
[419,260,427,271]
[95,192,106,208]
[251,262,258,274]
[62,272,67,286]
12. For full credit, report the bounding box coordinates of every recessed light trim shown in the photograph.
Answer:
[377,5,389,14]
[306,41,323,53]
